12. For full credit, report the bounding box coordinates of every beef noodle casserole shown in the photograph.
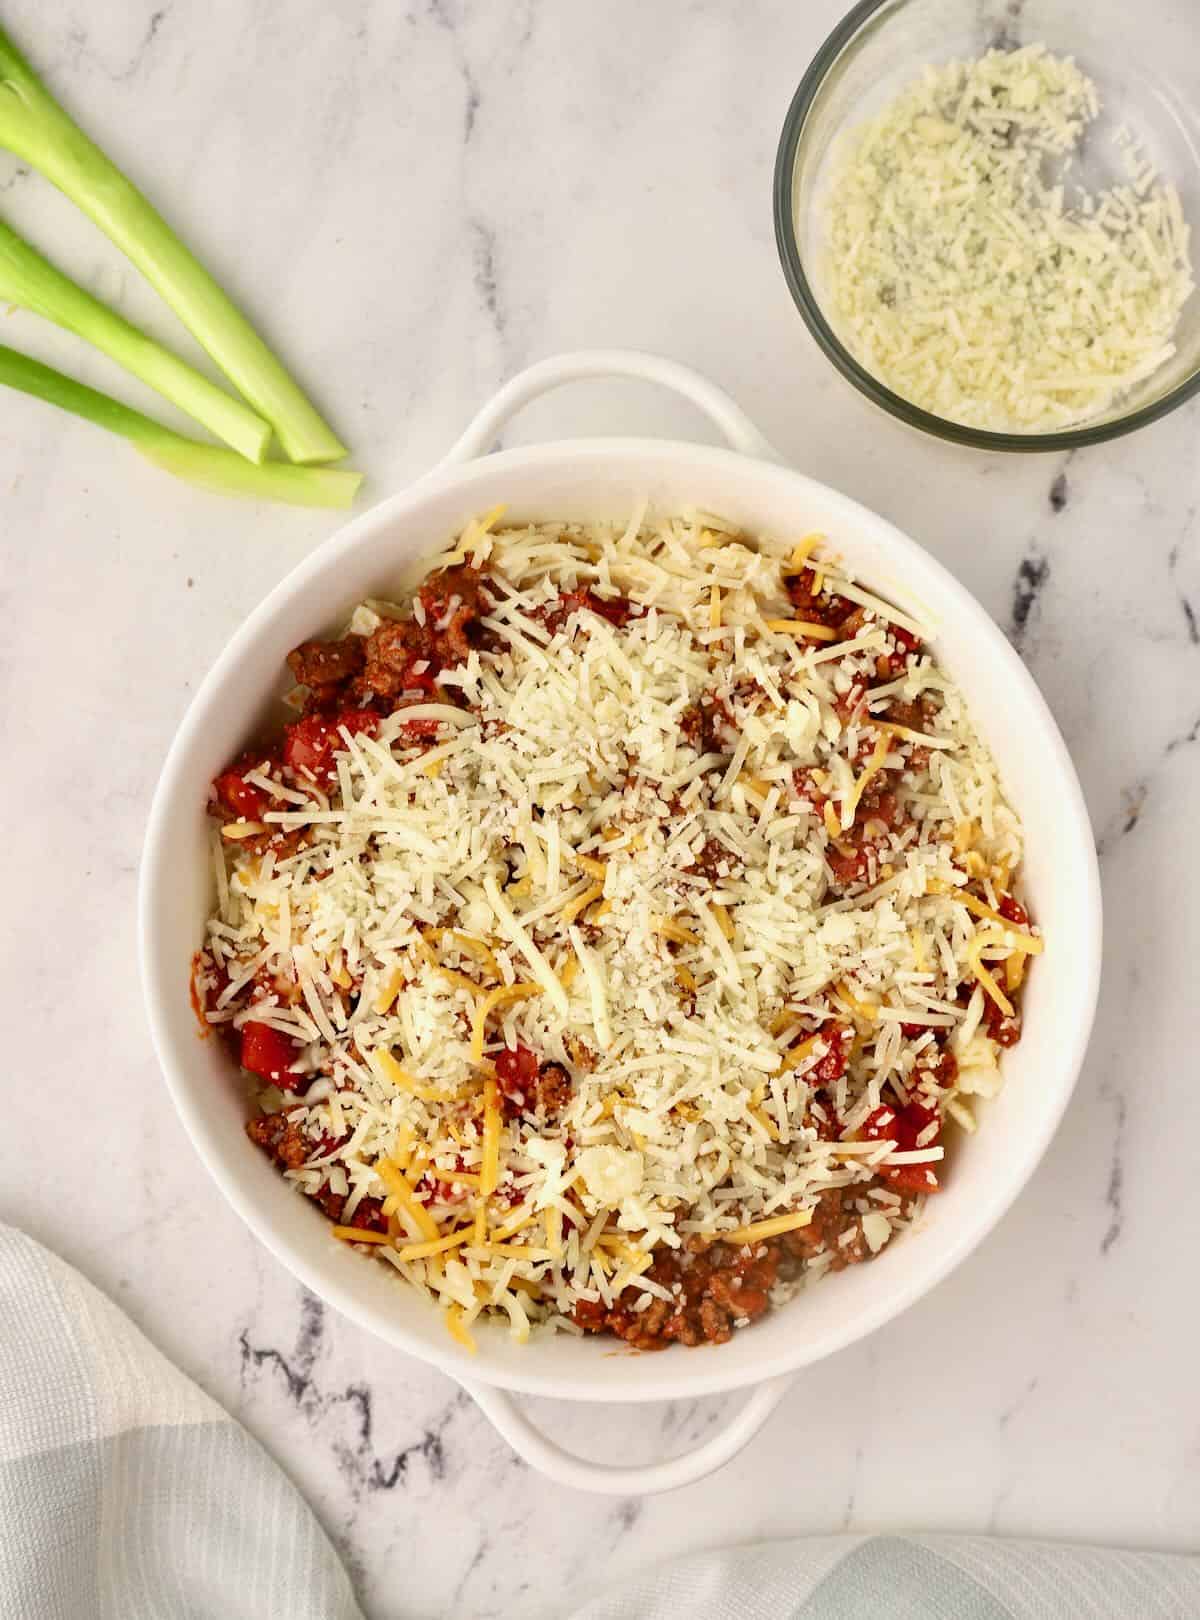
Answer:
[194,509,1041,1352]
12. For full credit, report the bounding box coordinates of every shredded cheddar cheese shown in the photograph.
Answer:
[650,916,700,947]
[966,931,1016,1017]
[764,619,839,641]
[782,536,820,575]
[222,820,265,840]
[332,1226,392,1245]
[560,883,604,926]
[370,1050,456,1103]
[711,903,735,942]
[720,1210,814,1245]
[444,1303,477,1353]
[480,1077,502,1196]
[573,853,608,881]
[377,1158,439,1242]
[373,966,405,1015]
[397,1228,472,1262]
[836,980,878,1023]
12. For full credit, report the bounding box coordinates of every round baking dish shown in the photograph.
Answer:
[140,351,1101,1493]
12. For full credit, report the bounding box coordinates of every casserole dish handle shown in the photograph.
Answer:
[459,1374,793,1496]
[433,349,779,467]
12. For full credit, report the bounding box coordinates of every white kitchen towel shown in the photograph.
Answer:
[569,1536,1200,1618]
[5,1224,1198,1620]
[0,1225,361,1620]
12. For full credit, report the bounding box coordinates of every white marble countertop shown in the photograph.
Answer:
[1,2,1197,1615]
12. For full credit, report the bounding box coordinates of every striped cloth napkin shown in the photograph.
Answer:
[3,1224,1197,1620]
[571,1536,1200,1619]
[0,1225,361,1620]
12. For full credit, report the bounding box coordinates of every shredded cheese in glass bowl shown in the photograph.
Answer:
[776,1,1200,449]
[195,510,1043,1352]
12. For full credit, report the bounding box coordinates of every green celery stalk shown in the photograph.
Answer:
[0,24,347,465]
[0,344,361,507]
[0,217,271,461]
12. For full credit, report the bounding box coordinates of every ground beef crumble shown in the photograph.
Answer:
[571,1183,912,1349]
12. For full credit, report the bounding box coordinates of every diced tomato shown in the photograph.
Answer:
[997,894,1030,929]
[890,626,922,663]
[884,1160,941,1194]
[213,759,271,819]
[283,708,379,783]
[585,590,635,628]
[861,1098,939,1153]
[417,1179,465,1206]
[895,1101,940,1153]
[573,1297,609,1332]
[534,590,580,633]
[873,624,923,680]
[282,716,331,781]
[861,1105,900,1144]
[908,1045,958,1092]
[494,1044,539,1117]
[813,1022,854,1084]
[861,1100,942,1193]
[240,1021,303,1088]
[984,997,1022,1047]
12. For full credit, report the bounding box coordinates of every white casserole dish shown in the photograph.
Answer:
[139,351,1101,1495]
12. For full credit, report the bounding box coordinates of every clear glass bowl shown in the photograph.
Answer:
[773,0,1200,450]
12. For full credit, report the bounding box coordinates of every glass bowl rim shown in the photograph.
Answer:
[772,0,1200,453]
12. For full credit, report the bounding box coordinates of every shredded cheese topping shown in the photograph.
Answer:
[200,508,1036,1345]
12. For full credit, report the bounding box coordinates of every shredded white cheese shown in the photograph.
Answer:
[820,44,1195,432]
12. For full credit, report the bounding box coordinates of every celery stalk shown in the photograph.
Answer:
[0,25,347,465]
[0,218,271,461]
[0,344,361,507]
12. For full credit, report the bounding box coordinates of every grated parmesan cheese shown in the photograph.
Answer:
[820,45,1195,432]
